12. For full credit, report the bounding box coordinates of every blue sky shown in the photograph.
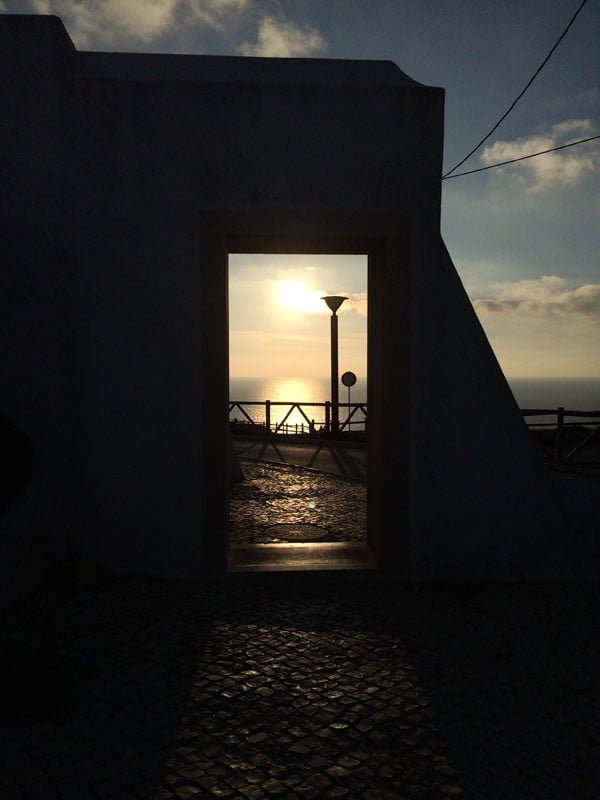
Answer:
[5,0,599,377]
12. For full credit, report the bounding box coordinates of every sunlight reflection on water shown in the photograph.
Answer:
[230,376,367,429]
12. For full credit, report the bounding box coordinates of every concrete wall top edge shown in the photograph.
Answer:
[74,52,439,91]
[0,13,440,93]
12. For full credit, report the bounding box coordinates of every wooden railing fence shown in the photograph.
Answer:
[229,400,367,435]
[521,408,600,463]
[229,400,599,461]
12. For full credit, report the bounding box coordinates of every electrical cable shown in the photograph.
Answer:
[441,134,600,180]
[442,0,589,179]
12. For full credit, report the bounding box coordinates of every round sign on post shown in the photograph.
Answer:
[340,372,357,425]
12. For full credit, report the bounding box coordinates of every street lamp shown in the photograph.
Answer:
[322,295,347,435]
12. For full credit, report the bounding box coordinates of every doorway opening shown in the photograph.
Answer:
[227,251,371,572]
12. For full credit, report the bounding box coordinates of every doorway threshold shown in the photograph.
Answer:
[228,542,376,573]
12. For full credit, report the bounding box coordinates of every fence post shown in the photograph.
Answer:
[555,406,564,462]
[325,401,331,434]
[265,400,271,434]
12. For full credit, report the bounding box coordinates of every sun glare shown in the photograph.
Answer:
[276,280,324,314]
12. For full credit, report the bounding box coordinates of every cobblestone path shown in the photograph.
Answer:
[1,579,599,798]
[229,462,366,544]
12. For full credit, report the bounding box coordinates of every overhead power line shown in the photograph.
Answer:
[441,134,600,180]
[442,0,589,179]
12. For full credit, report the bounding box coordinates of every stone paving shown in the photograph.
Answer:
[1,577,599,799]
[229,462,366,545]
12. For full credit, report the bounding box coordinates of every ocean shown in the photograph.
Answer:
[229,376,600,428]
[507,378,600,412]
[229,376,366,429]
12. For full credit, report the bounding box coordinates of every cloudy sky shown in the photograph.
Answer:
[4,0,599,378]
[229,253,368,380]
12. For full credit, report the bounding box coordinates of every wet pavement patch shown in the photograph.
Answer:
[229,461,366,545]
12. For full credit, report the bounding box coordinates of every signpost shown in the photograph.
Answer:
[341,370,357,408]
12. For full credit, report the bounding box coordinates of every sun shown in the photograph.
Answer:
[276,280,323,313]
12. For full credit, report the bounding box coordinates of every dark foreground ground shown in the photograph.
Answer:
[2,439,598,797]
[1,577,599,799]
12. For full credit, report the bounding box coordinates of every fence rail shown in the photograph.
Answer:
[521,407,600,463]
[229,400,600,461]
[229,400,367,436]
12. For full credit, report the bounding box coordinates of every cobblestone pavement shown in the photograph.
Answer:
[1,578,599,799]
[229,462,366,545]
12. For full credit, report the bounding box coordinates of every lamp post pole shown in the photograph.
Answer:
[322,295,347,435]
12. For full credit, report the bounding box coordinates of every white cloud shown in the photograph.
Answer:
[481,119,599,191]
[12,1,324,57]
[240,15,325,58]
[27,0,173,46]
[473,275,600,318]
[186,0,248,30]
[344,292,368,317]
[23,0,248,48]
[472,275,600,377]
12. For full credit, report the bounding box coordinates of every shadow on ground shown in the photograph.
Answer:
[1,578,598,798]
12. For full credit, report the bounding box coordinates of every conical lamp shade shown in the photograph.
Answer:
[322,295,348,313]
